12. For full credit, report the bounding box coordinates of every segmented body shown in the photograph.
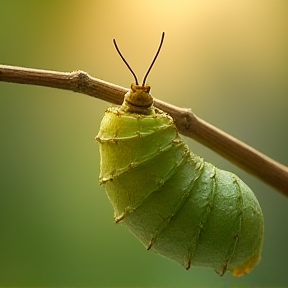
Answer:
[96,84,263,276]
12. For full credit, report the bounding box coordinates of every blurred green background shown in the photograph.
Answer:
[0,1,288,287]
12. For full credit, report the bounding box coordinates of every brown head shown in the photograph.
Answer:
[113,32,165,114]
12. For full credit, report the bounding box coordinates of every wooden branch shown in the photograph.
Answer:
[1,64,288,197]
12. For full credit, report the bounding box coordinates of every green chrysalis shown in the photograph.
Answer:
[96,33,263,276]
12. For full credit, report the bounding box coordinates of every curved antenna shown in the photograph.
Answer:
[142,32,165,86]
[113,39,139,85]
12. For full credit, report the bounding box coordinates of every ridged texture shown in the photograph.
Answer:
[96,105,263,276]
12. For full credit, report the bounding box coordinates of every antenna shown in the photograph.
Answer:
[113,39,139,85]
[142,32,165,86]
[113,32,165,86]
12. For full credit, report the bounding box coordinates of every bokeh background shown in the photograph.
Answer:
[1,1,288,287]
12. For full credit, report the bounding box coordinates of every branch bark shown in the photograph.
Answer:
[1,64,287,197]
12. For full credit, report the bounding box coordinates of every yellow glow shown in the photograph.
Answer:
[233,254,261,277]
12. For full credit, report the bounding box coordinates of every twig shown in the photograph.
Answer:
[1,64,287,197]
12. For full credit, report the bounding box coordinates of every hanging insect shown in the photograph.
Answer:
[95,32,264,276]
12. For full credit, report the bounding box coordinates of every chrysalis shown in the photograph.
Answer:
[96,33,264,276]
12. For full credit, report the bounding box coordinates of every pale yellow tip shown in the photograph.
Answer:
[233,254,261,277]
